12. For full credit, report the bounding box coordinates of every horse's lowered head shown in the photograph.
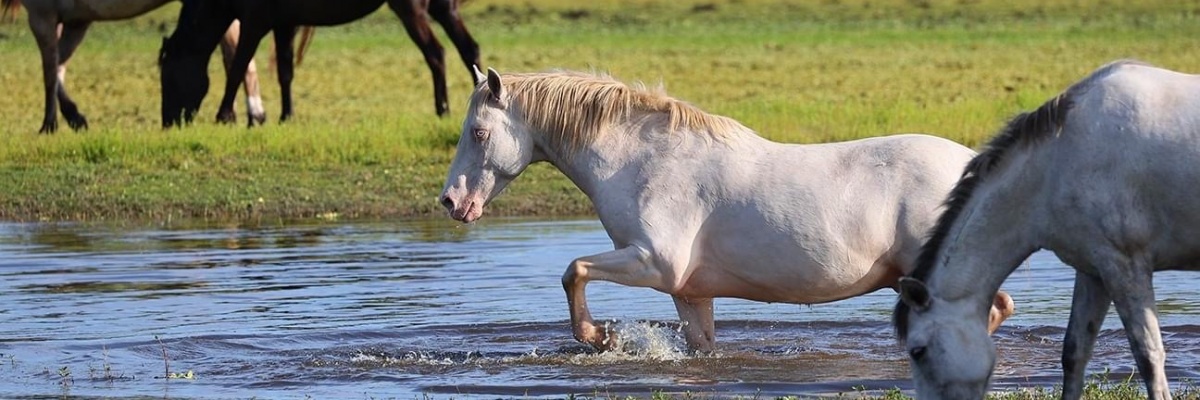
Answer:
[439,67,542,223]
[895,277,996,400]
[158,35,210,128]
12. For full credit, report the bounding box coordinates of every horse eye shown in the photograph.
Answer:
[909,346,927,360]
[473,128,489,141]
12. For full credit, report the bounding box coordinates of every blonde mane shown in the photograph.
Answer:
[479,71,747,156]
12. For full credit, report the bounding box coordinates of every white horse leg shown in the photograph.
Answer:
[672,296,715,352]
[28,13,59,133]
[561,246,662,351]
[55,21,91,131]
[1061,271,1112,400]
[219,20,266,125]
[1102,264,1170,400]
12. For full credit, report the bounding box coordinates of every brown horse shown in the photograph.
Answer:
[159,0,481,127]
[1,0,298,133]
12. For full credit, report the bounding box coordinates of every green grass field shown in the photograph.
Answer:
[0,0,1199,222]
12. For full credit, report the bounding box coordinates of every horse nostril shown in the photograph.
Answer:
[440,195,456,211]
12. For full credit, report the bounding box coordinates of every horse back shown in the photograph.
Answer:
[1042,62,1200,270]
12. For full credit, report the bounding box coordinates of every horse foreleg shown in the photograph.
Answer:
[672,296,716,352]
[272,26,297,123]
[561,246,661,352]
[55,21,91,131]
[427,0,481,85]
[28,13,59,133]
[1102,267,1170,400]
[220,20,266,125]
[390,0,448,116]
[217,24,269,125]
[1061,271,1112,400]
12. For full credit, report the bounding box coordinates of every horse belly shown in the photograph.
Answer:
[675,257,901,305]
[68,0,169,21]
[277,1,383,26]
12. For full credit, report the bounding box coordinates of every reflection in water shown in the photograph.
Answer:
[0,218,1196,399]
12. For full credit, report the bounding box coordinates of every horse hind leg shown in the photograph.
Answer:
[272,26,297,123]
[1061,271,1112,400]
[390,0,449,116]
[220,20,266,125]
[216,23,270,125]
[28,13,59,133]
[672,296,716,352]
[55,21,92,131]
[427,0,481,85]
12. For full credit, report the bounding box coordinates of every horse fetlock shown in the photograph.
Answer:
[216,109,237,124]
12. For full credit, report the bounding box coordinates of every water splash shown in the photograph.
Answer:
[593,320,688,361]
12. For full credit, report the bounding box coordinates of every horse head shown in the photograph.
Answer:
[896,277,996,400]
[439,67,540,223]
[158,34,209,128]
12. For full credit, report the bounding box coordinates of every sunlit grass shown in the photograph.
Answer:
[0,0,1199,221]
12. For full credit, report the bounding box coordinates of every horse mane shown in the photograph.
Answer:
[490,71,747,156]
[891,59,1151,340]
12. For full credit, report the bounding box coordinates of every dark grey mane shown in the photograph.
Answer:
[888,59,1142,339]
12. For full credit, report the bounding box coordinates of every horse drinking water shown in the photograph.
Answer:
[894,60,1200,400]
[439,68,1016,352]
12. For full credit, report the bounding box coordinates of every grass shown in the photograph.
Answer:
[0,0,1199,222]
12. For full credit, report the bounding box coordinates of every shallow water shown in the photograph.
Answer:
[0,218,1197,399]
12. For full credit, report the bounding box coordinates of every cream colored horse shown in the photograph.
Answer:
[4,0,274,132]
[440,68,1015,352]
[895,60,1200,400]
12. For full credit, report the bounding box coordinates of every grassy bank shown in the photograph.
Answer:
[0,0,1199,222]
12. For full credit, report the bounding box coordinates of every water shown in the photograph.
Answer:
[0,218,1197,399]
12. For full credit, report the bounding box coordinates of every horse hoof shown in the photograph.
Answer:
[39,121,57,134]
[67,116,89,131]
[585,326,619,352]
[216,113,237,125]
[249,113,266,126]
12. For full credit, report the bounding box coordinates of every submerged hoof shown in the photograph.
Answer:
[577,322,619,352]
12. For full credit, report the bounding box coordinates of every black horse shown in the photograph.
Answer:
[159,0,481,127]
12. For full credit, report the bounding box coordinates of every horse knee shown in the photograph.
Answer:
[987,291,1016,334]
[561,259,589,289]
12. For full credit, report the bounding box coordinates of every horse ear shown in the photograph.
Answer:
[898,277,931,312]
[486,67,503,101]
[472,65,486,86]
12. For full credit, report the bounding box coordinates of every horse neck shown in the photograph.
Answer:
[536,113,756,202]
[928,152,1048,306]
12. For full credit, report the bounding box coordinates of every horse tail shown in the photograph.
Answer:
[2,0,19,23]
[295,26,315,67]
